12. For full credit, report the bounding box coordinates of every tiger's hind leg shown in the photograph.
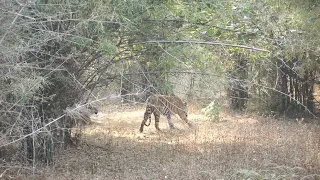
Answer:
[166,113,175,129]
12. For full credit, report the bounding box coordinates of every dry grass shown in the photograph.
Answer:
[19,105,320,179]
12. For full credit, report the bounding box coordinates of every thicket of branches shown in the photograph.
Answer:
[0,0,319,166]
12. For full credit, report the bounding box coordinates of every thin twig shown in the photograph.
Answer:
[0,6,25,45]
[0,64,66,71]
[0,7,35,21]
[132,40,270,52]
[0,95,123,148]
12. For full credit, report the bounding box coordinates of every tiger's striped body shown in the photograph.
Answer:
[140,94,192,132]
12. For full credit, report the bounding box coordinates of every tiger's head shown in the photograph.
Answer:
[181,101,188,118]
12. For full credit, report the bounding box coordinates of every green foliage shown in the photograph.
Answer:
[98,39,117,54]
[201,100,221,121]
[12,74,49,102]
[72,37,93,49]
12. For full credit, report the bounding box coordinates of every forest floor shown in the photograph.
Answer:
[26,105,320,179]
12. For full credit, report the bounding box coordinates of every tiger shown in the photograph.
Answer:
[139,94,192,132]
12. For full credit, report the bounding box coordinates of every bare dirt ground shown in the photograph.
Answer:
[27,105,320,179]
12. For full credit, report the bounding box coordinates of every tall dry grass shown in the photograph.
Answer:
[12,105,320,179]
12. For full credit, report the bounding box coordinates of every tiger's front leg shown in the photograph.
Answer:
[139,110,150,132]
[154,111,161,131]
[139,119,146,133]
